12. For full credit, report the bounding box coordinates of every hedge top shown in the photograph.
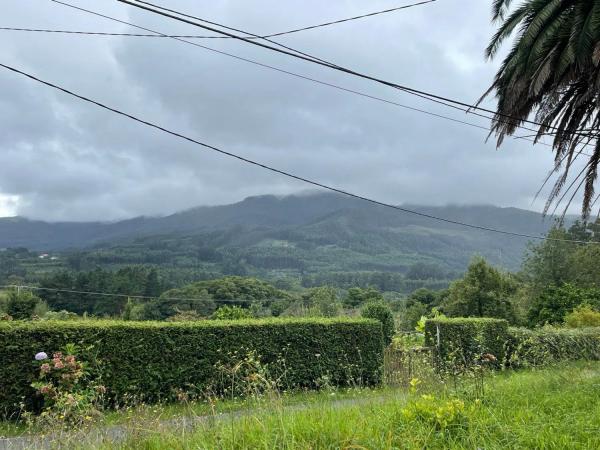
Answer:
[425,317,509,326]
[0,317,379,331]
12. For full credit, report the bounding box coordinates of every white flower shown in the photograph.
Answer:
[34,352,48,361]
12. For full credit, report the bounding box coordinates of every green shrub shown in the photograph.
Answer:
[306,286,341,318]
[212,305,252,320]
[361,301,395,346]
[344,287,383,308]
[507,326,600,367]
[42,310,80,321]
[527,284,600,326]
[0,318,383,418]
[6,290,40,320]
[564,305,600,328]
[424,318,508,369]
[401,394,468,431]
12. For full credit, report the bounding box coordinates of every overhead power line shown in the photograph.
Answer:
[2,1,437,40]
[0,61,594,245]
[0,284,257,303]
[44,1,588,154]
[118,0,598,142]
[0,26,213,38]
[255,0,438,39]
[45,0,437,72]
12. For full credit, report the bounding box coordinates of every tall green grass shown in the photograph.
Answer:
[114,362,600,449]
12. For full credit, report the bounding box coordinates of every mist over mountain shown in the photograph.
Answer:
[0,192,558,273]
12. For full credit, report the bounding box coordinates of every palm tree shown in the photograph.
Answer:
[482,0,600,218]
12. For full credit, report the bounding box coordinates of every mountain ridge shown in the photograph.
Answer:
[0,193,560,272]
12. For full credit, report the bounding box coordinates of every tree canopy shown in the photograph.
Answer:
[483,0,600,217]
[442,257,518,322]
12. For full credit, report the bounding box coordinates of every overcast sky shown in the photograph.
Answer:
[0,0,583,221]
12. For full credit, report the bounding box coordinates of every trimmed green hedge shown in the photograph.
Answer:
[424,318,508,369]
[507,326,600,367]
[0,318,383,418]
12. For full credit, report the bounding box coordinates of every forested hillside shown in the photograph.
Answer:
[0,193,558,289]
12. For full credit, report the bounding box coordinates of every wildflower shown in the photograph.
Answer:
[40,363,51,374]
[39,385,51,395]
[409,378,422,388]
[54,360,65,369]
[53,352,63,359]
[35,352,48,361]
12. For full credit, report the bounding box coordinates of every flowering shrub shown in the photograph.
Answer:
[27,346,105,427]
[34,352,48,361]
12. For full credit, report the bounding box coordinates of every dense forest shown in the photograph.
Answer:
[0,192,565,309]
[0,193,557,276]
[3,218,600,332]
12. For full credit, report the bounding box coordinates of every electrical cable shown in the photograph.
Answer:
[0,61,594,245]
[119,0,598,142]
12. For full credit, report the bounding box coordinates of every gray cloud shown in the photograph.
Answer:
[0,0,581,221]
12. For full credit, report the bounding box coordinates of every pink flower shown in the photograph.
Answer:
[40,363,51,374]
[39,385,51,395]
[54,360,64,369]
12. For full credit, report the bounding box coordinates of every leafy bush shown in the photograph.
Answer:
[527,283,600,326]
[424,318,508,369]
[150,288,215,320]
[362,301,395,346]
[564,305,600,328]
[401,394,469,431]
[6,290,40,320]
[306,286,341,317]
[441,258,518,323]
[212,305,252,320]
[165,310,205,322]
[344,287,383,308]
[507,326,600,367]
[43,310,80,321]
[399,301,428,332]
[148,277,292,320]
[0,318,383,418]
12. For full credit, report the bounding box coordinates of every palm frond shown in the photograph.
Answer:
[484,0,600,218]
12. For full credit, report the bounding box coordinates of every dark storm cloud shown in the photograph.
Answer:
[0,0,578,221]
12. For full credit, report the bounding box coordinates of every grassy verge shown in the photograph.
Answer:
[113,362,600,449]
[0,385,390,438]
